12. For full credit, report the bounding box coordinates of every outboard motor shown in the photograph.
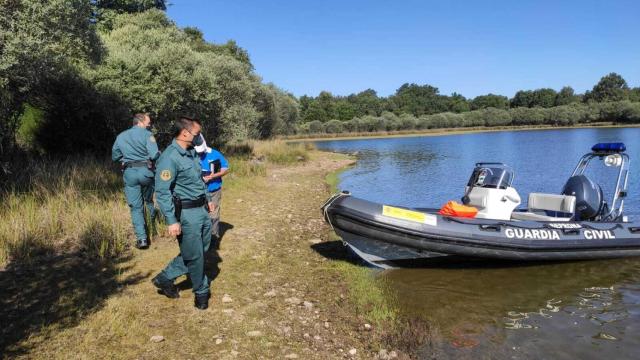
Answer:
[561,175,604,220]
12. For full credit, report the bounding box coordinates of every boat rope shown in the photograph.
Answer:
[321,191,350,232]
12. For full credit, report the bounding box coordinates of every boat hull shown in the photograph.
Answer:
[323,194,640,265]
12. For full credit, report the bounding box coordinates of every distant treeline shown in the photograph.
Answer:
[295,73,640,134]
[298,101,640,135]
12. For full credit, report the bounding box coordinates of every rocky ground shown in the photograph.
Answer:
[1,151,410,359]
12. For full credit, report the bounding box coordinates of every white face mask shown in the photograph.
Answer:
[194,134,208,153]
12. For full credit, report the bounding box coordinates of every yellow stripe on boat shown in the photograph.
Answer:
[382,205,437,226]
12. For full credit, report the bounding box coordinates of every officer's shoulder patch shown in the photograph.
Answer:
[160,169,172,181]
[149,135,156,143]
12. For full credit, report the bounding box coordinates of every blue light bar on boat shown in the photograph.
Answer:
[592,142,626,153]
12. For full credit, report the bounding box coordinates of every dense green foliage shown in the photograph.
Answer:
[298,74,639,127]
[296,101,640,135]
[1,0,640,159]
[0,0,296,160]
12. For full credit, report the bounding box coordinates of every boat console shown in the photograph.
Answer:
[462,163,521,220]
[468,143,629,222]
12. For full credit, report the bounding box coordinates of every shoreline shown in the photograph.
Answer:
[284,122,640,142]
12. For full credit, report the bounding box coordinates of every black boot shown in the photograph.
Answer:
[135,238,149,250]
[194,292,210,310]
[152,274,179,299]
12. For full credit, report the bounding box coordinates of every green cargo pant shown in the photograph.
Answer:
[160,206,212,295]
[123,167,155,242]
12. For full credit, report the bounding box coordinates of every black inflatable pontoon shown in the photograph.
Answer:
[322,143,640,267]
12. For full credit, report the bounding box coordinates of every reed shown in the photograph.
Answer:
[251,139,313,164]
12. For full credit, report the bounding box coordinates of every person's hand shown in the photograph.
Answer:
[168,223,181,237]
[202,173,215,182]
[208,202,215,213]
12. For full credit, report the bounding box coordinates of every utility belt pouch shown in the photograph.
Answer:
[172,193,182,221]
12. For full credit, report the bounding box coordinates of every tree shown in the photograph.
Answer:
[92,10,260,144]
[390,83,448,116]
[448,92,471,113]
[347,89,383,116]
[92,0,166,12]
[555,86,578,106]
[585,73,629,102]
[91,0,167,30]
[531,88,557,108]
[471,94,509,110]
[510,90,534,108]
[628,87,640,102]
[316,91,336,121]
[0,0,102,158]
[333,99,357,120]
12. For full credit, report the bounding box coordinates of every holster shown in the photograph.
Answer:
[172,193,182,221]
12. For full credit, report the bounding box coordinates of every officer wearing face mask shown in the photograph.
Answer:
[112,113,160,249]
[151,116,213,310]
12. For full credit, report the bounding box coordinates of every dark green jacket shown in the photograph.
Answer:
[155,140,207,225]
[111,126,160,163]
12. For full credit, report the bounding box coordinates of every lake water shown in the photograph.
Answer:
[315,128,640,359]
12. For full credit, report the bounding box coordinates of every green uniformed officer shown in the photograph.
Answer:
[112,113,160,249]
[151,117,213,310]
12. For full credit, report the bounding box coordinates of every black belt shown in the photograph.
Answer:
[124,160,149,168]
[180,196,207,209]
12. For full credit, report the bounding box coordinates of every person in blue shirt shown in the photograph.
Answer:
[111,113,160,249]
[195,135,229,239]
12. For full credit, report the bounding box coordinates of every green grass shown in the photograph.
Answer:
[0,157,130,265]
[252,139,314,164]
[324,162,398,326]
[331,260,398,325]
[0,140,312,267]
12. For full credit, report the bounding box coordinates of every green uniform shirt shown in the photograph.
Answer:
[155,140,207,225]
[112,126,160,163]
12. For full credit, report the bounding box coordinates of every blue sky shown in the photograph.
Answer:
[167,0,639,99]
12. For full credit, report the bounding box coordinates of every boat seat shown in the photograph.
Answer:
[511,193,576,222]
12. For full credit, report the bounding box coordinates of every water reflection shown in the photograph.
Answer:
[380,258,640,358]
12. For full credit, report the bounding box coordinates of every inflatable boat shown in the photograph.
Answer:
[322,143,640,268]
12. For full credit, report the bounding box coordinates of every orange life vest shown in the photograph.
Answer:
[438,201,478,218]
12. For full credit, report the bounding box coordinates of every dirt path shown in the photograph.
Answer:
[6,151,409,359]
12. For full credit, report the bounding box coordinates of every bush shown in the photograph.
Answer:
[307,120,324,134]
[92,10,261,145]
[361,115,386,132]
[397,113,417,130]
[427,113,448,128]
[480,108,512,126]
[342,119,358,132]
[442,112,464,128]
[461,111,485,127]
[620,101,640,123]
[546,105,581,125]
[324,119,344,134]
[509,107,545,125]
